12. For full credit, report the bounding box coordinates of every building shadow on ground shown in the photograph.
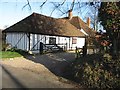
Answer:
[2,65,27,89]
[23,51,76,78]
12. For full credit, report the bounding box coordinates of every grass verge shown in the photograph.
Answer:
[0,51,22,58]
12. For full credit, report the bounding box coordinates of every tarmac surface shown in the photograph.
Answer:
[1,52,80,88]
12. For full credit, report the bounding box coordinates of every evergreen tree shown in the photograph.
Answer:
[98,2,120,56]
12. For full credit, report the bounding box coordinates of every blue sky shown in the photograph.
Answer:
[0,0,93,29]
[0,2,55,29]
[0,0,102,30]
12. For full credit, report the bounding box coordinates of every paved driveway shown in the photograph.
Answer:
[2,51,80,88]
[25,51,76,76]
[2,65,77,88]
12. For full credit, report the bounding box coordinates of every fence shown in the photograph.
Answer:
[40,43,67,54]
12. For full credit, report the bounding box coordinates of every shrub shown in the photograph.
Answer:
[67,54,120,88]
[14,49,30,55]
[2,43,10,51]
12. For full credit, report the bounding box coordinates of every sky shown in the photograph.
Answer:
[0,1,55,29]
[0,0,96,30]
[0,0,104,31]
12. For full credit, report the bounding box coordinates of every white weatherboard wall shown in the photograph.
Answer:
[6,33,85,52]
[77,38,85,48]
[31,35,70,50]
[30,34,46,50]
[6,33,29,51]
[70,37,85,49]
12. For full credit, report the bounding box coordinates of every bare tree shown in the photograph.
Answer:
[22,0,100,30]
[22,0,32,10]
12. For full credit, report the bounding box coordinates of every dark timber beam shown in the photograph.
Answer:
[26,33,31,51]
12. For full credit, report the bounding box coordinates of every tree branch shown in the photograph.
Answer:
[22,0,31,10]
[50,0,66,16]
[70,0,75,11]
[40,0,48,9]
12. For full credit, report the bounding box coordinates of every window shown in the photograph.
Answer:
[72,37,77,44]
[49,37,56,44]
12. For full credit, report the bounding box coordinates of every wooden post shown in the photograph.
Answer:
[69,37,70,50]
[28,33,31,51]
[75,46,78,59]
[39,42,43,54]
[65,43,67,51]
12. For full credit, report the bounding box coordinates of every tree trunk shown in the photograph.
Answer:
[112,38,118,58]
[83,38,87,56]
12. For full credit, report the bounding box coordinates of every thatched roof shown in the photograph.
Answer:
[63,16,96,37]
[3,13,85,37]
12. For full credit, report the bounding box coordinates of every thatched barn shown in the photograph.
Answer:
[3,11,95,53]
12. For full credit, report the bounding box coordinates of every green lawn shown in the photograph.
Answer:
[0,51,22,58]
